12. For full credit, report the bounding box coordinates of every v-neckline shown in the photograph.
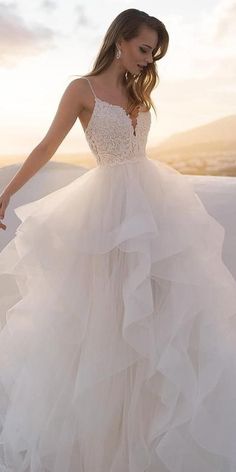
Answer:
[85,96,146,137]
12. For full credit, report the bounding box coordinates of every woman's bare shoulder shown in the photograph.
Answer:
[68,77,92,106]
[55,78,89,115]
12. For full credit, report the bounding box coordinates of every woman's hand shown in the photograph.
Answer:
[0,192,11,230]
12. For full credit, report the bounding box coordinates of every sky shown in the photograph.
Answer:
[0,0,235,157]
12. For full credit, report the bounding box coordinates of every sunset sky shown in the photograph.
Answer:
[0,0,235,157]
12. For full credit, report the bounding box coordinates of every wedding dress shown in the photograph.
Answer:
[1,76,236,472]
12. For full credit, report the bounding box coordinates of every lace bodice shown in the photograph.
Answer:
[82,77,151,167]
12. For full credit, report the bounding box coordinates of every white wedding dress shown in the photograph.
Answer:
[1,77,236,472]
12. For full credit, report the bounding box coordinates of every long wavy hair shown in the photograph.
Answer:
[74,9,169,115]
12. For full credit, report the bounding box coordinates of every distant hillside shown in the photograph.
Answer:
[148,115,236,176]
[154,114,236,154]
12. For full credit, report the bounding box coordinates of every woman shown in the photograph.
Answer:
[0,8,236,472]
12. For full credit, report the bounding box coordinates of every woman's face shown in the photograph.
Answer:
[117,25,158,75]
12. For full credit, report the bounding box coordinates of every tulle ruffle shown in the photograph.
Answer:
[1,157,236,471]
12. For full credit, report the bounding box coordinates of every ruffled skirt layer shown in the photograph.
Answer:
[0,157,236,471]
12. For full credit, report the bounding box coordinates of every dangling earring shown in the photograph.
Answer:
[116,46,121,59]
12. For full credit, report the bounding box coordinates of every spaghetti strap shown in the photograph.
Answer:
[82,76,97,98]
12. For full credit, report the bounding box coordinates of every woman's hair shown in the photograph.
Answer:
[75,9,169,114]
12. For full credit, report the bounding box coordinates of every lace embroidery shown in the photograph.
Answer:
[82,81,152,167]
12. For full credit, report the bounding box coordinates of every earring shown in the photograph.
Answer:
[116,47,121,59]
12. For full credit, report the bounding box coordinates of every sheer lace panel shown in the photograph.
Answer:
[81,77,152,167]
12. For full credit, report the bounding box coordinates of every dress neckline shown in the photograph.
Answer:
[84,96,150,137]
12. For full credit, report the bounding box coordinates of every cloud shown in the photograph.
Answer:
[197,0,236,80]
[74,4,90,27]
[0,2,57,67]
[40,0,57,12]
[164,0,236,82]
[211,0,236,40]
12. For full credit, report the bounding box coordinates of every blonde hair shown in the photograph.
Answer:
[74,9,169,114]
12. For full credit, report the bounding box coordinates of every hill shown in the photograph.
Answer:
[148,115,236,176]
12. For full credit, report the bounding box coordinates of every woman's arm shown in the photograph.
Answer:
[3,79,84,198]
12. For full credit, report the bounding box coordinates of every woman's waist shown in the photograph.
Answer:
[96,153,148,167]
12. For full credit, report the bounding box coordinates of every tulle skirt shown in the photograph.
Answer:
[1,156,236,472]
